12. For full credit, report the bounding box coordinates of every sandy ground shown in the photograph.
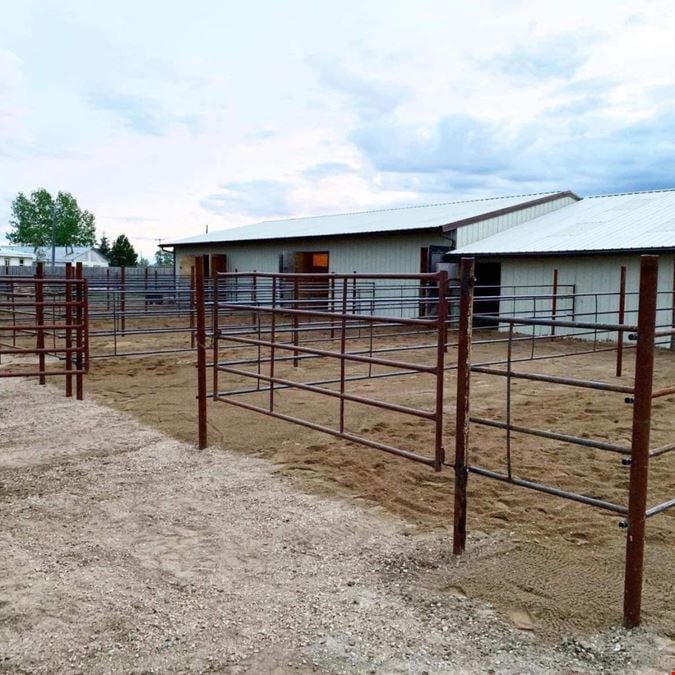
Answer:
[80,319,675,640]
[1,377,674,674]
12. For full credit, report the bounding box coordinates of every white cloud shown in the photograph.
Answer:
[1,0,675,256]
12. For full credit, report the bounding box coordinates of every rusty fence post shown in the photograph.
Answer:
[75,262,84,400]
[65,263,73,397]
[35,262,45,385]
[623,255,658,628]
[120,266,126,336]
[551,268,559,337]
[190,265,196,349]
[212,267,219,405]
[195,257,208,449]
[617,265,627,376]
[453,257,475,555]
[293,277,299,367]
[434,269,449,471]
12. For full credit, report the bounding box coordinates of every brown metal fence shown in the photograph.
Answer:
[0,261,89,399]
[195,253,673,629]
[453,255,674,629]
[196,257,450,468]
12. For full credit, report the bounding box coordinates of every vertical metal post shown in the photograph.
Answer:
[120,266,126,335]
[330,274,336,342]
[617,265,627,376]
[453,258,475,555]
[75,262,84,400]
[339,278,348,433]
[269,277,277,411]
[551,268,559,337]
[65,263,73,397]
[212,267,219,402]
[35,262,45,385]
[195,257,207,449]
[293,277,299,367]
[506,323,514,478]
[670,260,675,351]
[144,266,149,311]
[190,265,196,349]
[434,270,448,471]
[106,268,110,311]
[623,255,658,629]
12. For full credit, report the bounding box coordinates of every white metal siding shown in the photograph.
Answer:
[499,254,675,345]
[175,229,453,276]
[455,196,578,248]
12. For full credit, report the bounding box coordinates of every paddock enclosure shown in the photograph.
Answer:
[1,256,673,635]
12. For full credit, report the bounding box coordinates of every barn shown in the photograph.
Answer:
[451,188,675,346]
[164,191,578,286]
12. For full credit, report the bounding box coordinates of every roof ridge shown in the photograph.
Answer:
[250,190,568,226]
[588,187,675,199]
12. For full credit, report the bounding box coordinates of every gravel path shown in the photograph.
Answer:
[0,378,671,673]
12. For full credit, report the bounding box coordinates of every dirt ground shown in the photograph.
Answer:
[82,320,675,638]
[2,316,674,671]
[1,377,673,674]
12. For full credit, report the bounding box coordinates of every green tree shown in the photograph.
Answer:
[8,189,96,248]
[138,255,150,268]
[154,248,173,267]
[109,235,138,267]
[98,235,111,260]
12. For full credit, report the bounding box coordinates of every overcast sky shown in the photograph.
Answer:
[1,0,674,256]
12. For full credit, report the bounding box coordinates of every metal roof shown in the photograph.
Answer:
[164,191,572,246]
[4,246,102,263]
[453,189,675,256]
[0,246,36,259]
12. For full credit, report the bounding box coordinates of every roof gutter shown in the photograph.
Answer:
[446,246,675,259]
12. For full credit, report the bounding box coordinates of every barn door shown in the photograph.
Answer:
[212,254,227,274]
[420,246,450,316]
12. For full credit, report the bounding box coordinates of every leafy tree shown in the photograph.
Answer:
[98,235,111,260]
[8,189,96,249]
[138,255,150,268]
[154,248,173,267]
[108,235,138,267]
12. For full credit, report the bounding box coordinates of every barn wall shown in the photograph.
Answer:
[174,229,453,276]
[498,253,675,345]
[455,195,578,248]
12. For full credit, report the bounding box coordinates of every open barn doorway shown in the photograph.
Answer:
[419,245,451,316]
[473,261,501,326]
[278,251,331,310]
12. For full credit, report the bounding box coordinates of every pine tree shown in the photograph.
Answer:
[98,235,111,260]
[108,235,138,267]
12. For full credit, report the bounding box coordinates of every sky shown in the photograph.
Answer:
[1,0,674,257]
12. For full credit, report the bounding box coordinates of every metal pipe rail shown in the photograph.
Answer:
[452,255,674,631]
[0,261,88,399]
[197,263,450,471]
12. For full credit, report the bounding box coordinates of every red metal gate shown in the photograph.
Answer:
[453,255,674,628]
[0,262,89,398]
[195,258,450,469]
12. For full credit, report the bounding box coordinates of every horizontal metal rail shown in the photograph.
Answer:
[466,465,628,514]
[470,416,631,455]
[217,364,436,419]
[471,365,635,394]
[213,392,436,466]
[219,333,438,373]
[645,498,675,518]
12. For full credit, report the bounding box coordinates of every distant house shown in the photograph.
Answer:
[4,246,109,268]
[0,246,36,267]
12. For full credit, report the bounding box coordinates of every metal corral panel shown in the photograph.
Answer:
[498,254,675,345]
[165,191,571,246]
[455,189,675,255]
